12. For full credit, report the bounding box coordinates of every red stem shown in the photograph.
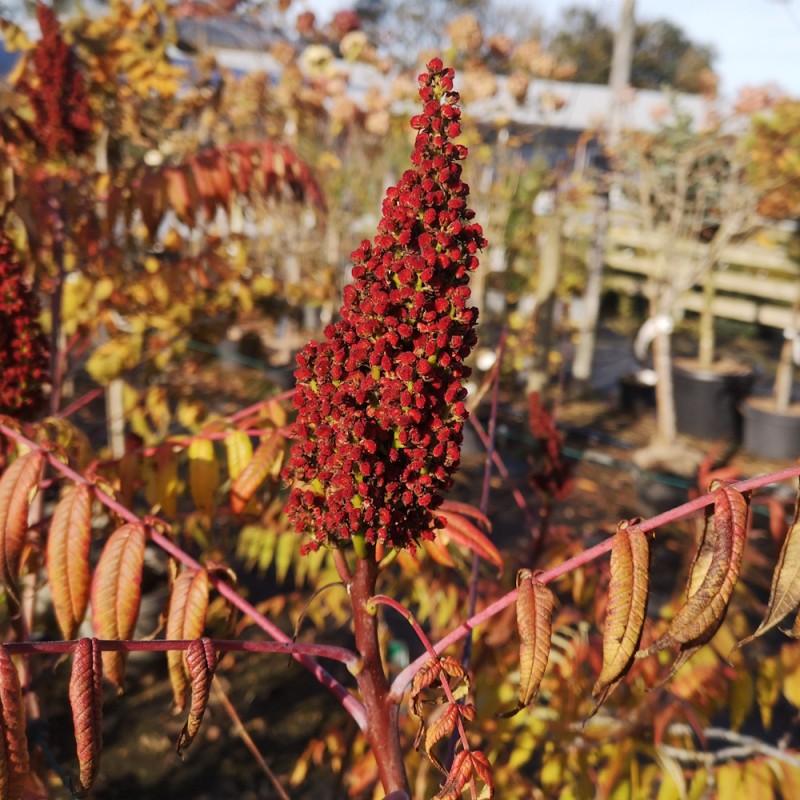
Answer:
[370,595,473,764]
[0,422,367,730]
[229,390,296,423]
[350,558,410,795]
[390,462,800,698]
[56,387,103,420]
[468,414,541,543]
[2,638,358,662]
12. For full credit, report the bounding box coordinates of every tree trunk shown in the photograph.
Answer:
[571,196,608,393]
[698,270,716,370]
[775,338,795,413]
[652,318,677,447]
[527,213,561,394]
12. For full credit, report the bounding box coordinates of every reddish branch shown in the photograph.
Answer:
[0,421,367,731]
[2,638,357,663]
[350,558,410,795]
[389,461,800,698]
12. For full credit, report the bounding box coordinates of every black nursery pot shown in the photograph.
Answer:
[673,362,756,442]
[743,397,800,461]
[619,370,657,414]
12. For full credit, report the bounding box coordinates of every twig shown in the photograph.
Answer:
[212,681,292,800]
[663,723,800,769]
[0,422,368,731]
[390,462,800,698]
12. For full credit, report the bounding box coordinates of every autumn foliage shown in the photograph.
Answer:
[2,12,800,797]
[21,3,92,159]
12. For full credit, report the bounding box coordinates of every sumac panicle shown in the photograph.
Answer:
[0,233,49,418]
[20,2,93,159]
[284,58,486,554]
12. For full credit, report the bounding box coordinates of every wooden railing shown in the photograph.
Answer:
[602,221,800,330]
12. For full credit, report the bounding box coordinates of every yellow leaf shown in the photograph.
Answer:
[225,430,253,481]
[188,439,219,514]
[274,533,296,585]
[756,655,782,729]
[729,670,754,731]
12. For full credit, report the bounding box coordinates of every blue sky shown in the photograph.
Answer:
[303,0,800,99]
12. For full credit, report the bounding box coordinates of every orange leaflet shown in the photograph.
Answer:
[434,749,472,800]
[90,523,146,690]
[423,704,476,775]
[500,569,555,717]
[177,637,217,755]
[0,449,44,606]
[637,483,749,680]
[47,484,92,640]
[230,431,283,515]
[434,749,494,800]
[593,520,650,709]
[0,644,29,798]
[69,638,103,797]
[165,568,210,711]
[437,508,502,573]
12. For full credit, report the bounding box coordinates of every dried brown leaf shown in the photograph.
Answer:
[47,484,92,640]
[637,484,749,678]
[740,482,800,646]
[0,644,29,797]
[500,569,555,717]
[410,658,443,719]
[166,568,210,711]
[423,704,459,774]
[0,450,43,606]
[69,638,103,797]
[177,637,217,754]
[91,523,146,690]
[593,520,650,707]
[230,431,282,515]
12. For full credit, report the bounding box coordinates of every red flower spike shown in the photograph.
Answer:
[0,234,49,417]
[21,3,93,159]
[284,60,485,554]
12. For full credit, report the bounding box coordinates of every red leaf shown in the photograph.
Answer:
[177,637,217,754]
[0,450,43,606]
[69,638,103,797]
[47,484,92,639]
[437,509,502,573]
[91,523,146,690]
[0,645,29,797]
